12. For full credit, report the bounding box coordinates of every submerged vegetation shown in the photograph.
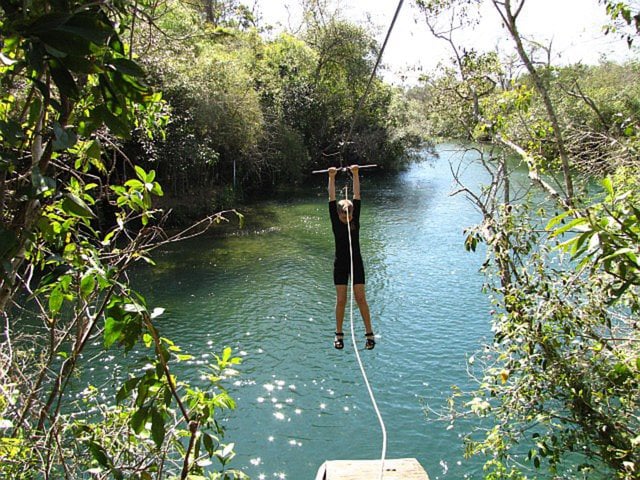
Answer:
[0,0,638,478]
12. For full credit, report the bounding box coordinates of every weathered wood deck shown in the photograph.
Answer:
[315,458,430,480]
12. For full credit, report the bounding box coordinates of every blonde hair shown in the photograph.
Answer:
[337,199,353,213]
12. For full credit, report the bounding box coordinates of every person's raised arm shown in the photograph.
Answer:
[328,167,337,201]
[351,165,360,200]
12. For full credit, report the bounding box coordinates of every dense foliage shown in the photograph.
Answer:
[4,0,636,477]
[128,0,417,217]
[413,0,639,478]
[0,0,417,477]
[0,0,246,478]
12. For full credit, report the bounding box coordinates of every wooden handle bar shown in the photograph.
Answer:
[311,164,377,174]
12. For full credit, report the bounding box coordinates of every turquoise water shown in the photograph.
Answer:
[131,144,495,479]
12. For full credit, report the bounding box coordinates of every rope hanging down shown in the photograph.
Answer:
[343,184,388,480]
[316,2,405,478]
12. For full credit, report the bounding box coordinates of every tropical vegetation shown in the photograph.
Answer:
[1,0,638,478]
[0,0,416,477]
[412,0,640,478]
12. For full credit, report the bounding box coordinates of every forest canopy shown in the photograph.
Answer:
[0,0,638,478]
[125,0,419,217]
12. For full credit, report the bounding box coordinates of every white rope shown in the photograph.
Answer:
[343,185,387,480]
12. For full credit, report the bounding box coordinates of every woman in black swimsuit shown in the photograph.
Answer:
[327,165,375,350]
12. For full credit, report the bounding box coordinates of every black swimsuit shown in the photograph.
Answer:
[329,199,365,285]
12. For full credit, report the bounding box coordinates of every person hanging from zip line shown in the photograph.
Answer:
[327,165,375,350]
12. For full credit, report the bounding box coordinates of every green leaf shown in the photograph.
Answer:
[545,210,571,231]
[150,408,165,448]
[202,432,216,456]
[550,217,589,237]
[49,287,64,315]
[93,105,131,139]
[600,247,636,263]
[28,12,72,33]
[61,193,96,218]
[124,179,144,189]
[116,377,141,404]
[86,139,102,161]
[58,14,113,44]
[104,316,123,348]
[151,182,164,196]
[49,59,79,98]
[109,36,125,55]
[0,119,25,146]
[80,274,95,299]
[602,176,614,196]
[134,165,147,182]
[53,122,77,150]
[130,406,148,434]
[88,441,110,468]
[109,58,146,77]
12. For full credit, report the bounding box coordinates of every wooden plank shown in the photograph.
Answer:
[315,461,327,480]
[319,458,430,480]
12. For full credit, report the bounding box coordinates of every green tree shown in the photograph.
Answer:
[130,0,415,209]
[415,0,640,478]
[133,0,266,208]
[0,0,245,477]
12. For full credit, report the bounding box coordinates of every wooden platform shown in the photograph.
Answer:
[315,458,430,480]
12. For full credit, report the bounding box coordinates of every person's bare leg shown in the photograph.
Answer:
[335,285,348,334]
[353,284,372,334]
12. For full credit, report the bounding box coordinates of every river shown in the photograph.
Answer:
[125,143,495,479]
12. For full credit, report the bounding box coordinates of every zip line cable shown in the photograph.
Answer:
[343,185,387,480]
[339,0,405,168]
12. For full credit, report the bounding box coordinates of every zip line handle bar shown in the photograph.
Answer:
[311,164,377,174]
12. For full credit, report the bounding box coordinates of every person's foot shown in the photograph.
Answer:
[334,332,344,350]
[365,332,376,350]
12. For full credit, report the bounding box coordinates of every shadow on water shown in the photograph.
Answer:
[80,144,500,479]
